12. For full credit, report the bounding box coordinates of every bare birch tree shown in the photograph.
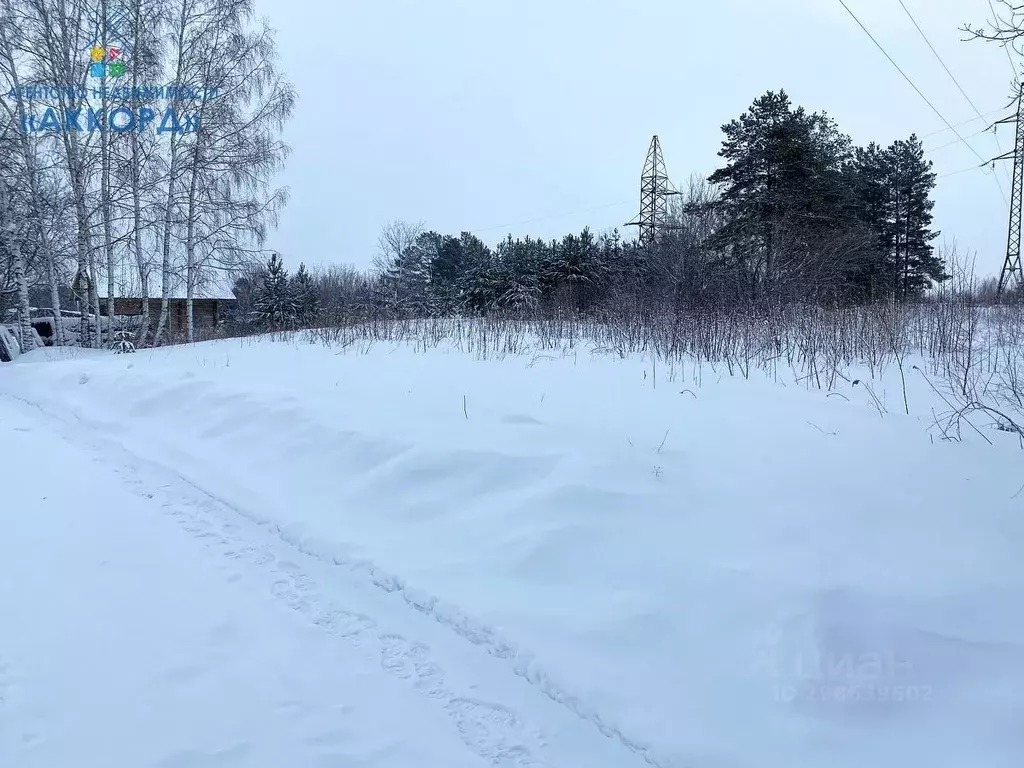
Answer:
[0,174,35,352]
[151,0,200,345]
[2,0,292,349]
[21,0,103,346]
[110,0,167,344]
[0,0,67,344]
[175,0,293,341]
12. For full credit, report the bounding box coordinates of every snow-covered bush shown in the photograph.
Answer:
[111,329,136,354]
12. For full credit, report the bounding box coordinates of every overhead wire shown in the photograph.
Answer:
[837,0,1007,203]
[468,200,634,235]
[897,0,1011,191]
[475,4,1016,241]
[898,0,987,118]
[925,124,997,154]
[937,161,992,179]
[918,107,1006,139]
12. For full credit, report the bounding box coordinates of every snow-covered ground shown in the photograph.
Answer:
[2,332,1023,768]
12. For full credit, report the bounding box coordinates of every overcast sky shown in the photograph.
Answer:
[253,0,1019,278]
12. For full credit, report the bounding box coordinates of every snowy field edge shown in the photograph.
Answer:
[3,334,1024,767]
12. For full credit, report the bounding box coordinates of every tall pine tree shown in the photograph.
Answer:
[705,90,856,300]
[854,135,943,299]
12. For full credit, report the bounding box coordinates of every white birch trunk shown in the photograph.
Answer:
[71,165,93,346]
[184,163,197,342]
[100,0,116,344]
[0,180,34,353]
[14,244,35,353]
[152,0,191,346]
[184,136,204,343]
[152,140,178,346]
[186,273,194,342]
[0,6,64,344]
[129,0,150,345]
[28,0,97,347]
[89,244,102,348]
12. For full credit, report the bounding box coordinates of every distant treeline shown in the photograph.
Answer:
[235,89,953,330]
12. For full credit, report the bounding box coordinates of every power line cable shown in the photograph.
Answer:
[918,107,1006,139]
[837,0,1007,203]
[925,124,996,153]
[937,160,993,178]
[898,0,1011,190]
[836,0,983,162]
[898,0,987,118]
[469,200,634,235]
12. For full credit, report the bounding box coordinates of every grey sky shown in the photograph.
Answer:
[255,0,1017,278]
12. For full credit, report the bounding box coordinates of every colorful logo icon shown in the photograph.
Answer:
[88,46,125,78]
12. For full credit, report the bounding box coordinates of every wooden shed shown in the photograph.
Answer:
[106,297,237,337]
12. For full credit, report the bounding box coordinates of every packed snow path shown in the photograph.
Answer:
[0,394,642,768]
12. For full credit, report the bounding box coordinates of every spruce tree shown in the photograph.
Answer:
[457,232,497,314]
[290,262,319,326]
[385,232,433,315]
[427,234,467,314]
[254,253,298,326]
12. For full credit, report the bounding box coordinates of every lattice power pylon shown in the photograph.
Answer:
[625,135,680,248]
[997,83,1024,296]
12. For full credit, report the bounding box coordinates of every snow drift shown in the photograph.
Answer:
[2,332,1023,768]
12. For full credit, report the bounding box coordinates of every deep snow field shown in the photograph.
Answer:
[1,330,1023,768]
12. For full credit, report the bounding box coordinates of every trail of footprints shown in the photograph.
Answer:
[6,396,667,768]
[113,470,547,768]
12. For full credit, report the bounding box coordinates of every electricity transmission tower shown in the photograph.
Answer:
[996,83,1024,296]
[625,135,680,247]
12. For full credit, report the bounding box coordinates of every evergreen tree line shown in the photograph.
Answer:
[233,89,947,330]
[704,90,943,304]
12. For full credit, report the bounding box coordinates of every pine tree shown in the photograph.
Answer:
[889,136,944,298]
[494,235,542,313]
[849,142,892,300]
[854,135,943,299]
[706,90,855,299]
[541,228,606,311]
